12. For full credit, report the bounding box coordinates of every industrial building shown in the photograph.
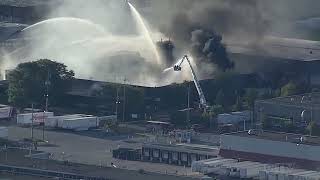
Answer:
[255,93,320,128]
[141,143,218,167]
[0,0,60,24]
[219,131,320,170]
[225,36,320,77]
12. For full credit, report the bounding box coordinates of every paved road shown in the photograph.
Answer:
[7,126,200,177]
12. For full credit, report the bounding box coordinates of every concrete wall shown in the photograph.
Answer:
[220,134,320,162]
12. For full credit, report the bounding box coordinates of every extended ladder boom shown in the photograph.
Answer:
[174,55,208,109]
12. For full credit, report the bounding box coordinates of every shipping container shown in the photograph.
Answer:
[288,171,318,180]
[45,114,87,128]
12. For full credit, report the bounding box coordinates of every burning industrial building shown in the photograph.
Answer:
[0,0,320,87]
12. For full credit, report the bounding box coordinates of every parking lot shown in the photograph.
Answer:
[6,126,200,177]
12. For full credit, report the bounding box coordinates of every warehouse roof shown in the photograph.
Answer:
[225,36,320,62]
[0,22,28,28]
[225,130,320,146]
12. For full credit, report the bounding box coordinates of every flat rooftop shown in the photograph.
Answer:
[225,36,320,62]
[0,23,28,28]
[143,143,219,156]
[225,130,320,146]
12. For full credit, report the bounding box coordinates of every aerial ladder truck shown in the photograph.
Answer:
[173,55,209,111]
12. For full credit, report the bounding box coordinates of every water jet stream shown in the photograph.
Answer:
[22,17,108,35]
[128,2,161,65]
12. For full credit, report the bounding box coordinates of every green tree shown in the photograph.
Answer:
[211,104,224,116]
[232,96,243,111]
[261,113,271,129]
[125,86,145,113]
[244,89,258,110]
[206,105,225,129]
[94,84,145,120]
[8,59,74,109]
[170,110,186,127]
[280,82,299,96]
[307,121,320,136]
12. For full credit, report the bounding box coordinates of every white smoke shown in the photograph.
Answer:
[1,0,194,87]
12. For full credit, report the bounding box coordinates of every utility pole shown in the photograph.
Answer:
[42,110,45,140]
[187,82,191,128]
[43,70,50,141]
[122,78,126,122]
[31,103,34,140]
[115,87,120,121]
[45,70,50,112]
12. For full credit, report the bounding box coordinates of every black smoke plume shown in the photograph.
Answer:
[190,29,234,72]
[156,39,175,67]
[157,0,269,72]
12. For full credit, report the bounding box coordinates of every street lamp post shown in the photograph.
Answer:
[115,87,120,121]
[31,103,34,140]
[187,82,191,128]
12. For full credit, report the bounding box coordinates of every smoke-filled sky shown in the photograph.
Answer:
[1,0,320,86]
[142,0,320,43]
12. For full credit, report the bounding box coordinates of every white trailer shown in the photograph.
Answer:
[0,127,8,139]
[239,165,268,179]
[228,162,263,177]
[287,171,318,180]
[202,159,238,174]
[213,161,242,176]
[45,114,87,128]
[192,157,223,172]
[303,173,320,180]
[17,112,54,125]
[276,169,305,180]
[262,168,305,180]
[61,116,98,131]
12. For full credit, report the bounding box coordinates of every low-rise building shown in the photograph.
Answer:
[220,131,320,170]
[255,93,320,128]
[142,143,218,167]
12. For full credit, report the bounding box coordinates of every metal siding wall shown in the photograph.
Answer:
[221,135,320,161]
